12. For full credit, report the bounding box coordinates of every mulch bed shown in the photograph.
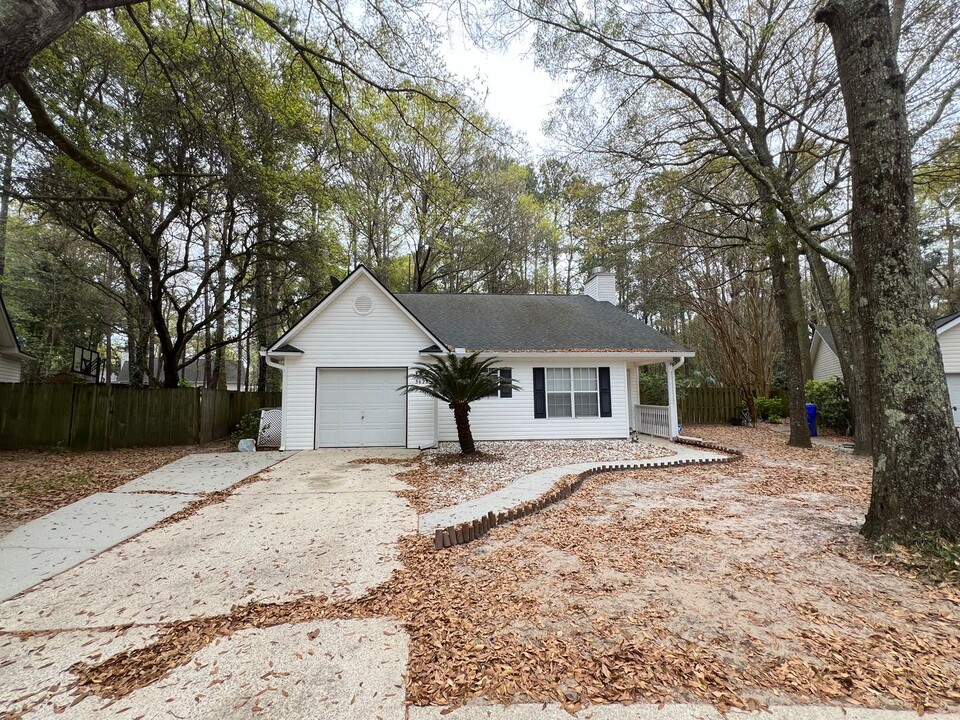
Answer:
[395,439,674,513]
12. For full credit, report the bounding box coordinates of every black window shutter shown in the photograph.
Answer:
[533,367,546,418]
[499,368,513,398]
[598,367,612,417]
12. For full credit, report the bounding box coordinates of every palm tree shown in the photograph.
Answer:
[400,352,520,454]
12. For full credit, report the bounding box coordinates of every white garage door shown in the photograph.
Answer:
[947,374,960,428]
[315,368,407,447]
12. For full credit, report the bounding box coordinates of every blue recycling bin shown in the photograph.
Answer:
[805,403,818,437]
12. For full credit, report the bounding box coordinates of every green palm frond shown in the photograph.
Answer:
[399,352,521,405]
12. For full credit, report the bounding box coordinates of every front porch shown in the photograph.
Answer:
[627,358,684,440]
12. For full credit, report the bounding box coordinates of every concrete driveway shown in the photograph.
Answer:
[0,452,298,602]
[0,448,418,719]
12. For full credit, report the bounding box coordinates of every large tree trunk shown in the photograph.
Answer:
[761,193,811,448]
[785,239,812,382]
[450,401,476,454]
[160,346,179,388]
[0,93,15,276]
[210,192,232,390]
[818,0,960,543]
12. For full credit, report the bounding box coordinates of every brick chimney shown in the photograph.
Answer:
[583,267,617,304]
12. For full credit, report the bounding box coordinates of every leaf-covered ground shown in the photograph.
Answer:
[0,441,233,533]
[383,424,959,713]
[66,425,960,714]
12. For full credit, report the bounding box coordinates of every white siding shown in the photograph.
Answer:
[812,343,842,381]
[0,355,21,383]
[939,324,960,374]
[280,274,437,450]
[946,374,960,427]
[438,359,629,442]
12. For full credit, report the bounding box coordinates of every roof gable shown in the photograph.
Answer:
[268,265,445,353]
[0,292,31,360]
[936,311,960,335]
[811,326,838,358]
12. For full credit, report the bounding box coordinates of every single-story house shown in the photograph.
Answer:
[115,356,249,390]
[262,265,693,450]
[811,315,960,426]
[0,292,32,383]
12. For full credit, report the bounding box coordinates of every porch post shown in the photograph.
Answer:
[666,358,680,440]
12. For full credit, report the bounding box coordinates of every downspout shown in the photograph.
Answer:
[261,349,286,450]
[666,356,685,440]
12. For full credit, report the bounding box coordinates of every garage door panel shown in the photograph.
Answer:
[315,368,406,448]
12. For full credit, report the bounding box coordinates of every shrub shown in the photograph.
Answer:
[804,378,851,433]
[754,396,787,422]
[230,411,261,442]
[637,371,668,405]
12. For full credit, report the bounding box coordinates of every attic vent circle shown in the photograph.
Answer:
[353,294,374,315]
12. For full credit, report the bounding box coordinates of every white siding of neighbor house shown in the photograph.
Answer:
[279,273,437,450]
[937,325,960,427]
[438,359,630,442]
[0,355,21,382]
[938,323,960,374]
[812,340,843,381]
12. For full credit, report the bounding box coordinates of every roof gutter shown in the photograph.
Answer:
[462,350,696,360]
[260,348,287,371]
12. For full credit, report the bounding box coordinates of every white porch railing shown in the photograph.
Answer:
[634,404,672,438]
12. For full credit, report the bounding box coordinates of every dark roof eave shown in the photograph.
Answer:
[1,349,34,361]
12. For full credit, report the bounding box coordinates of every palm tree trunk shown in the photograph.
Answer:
[451,401,476,454]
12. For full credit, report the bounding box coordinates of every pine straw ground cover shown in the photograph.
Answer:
[0,441,232,533]
[59,424,960,715]
[394,439,674,512]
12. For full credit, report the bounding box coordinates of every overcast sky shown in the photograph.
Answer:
[438,30,563,156]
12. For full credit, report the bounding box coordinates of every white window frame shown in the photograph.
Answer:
[545,367,600,418]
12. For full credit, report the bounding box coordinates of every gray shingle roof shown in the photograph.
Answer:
[117,358,241,385]
[394,293,689,353]
[936,311,960,330]
[815,326,838,355]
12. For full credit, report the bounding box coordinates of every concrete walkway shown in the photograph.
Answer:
[0,451,294,601]
[419,440,728,534]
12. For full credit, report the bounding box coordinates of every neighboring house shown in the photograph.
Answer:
[811,315,960,426]
[0,292,32,382]
[262,265,693,451]
[810,326,843,382]
[115,356,249,390]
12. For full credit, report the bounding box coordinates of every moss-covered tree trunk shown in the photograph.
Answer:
[818,0,960,542]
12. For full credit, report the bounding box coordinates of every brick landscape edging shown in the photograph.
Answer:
[432,438,744,550]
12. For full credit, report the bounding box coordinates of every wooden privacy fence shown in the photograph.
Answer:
[679,386,743,424]
[0,384,281,451]
[678,387,788,424]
